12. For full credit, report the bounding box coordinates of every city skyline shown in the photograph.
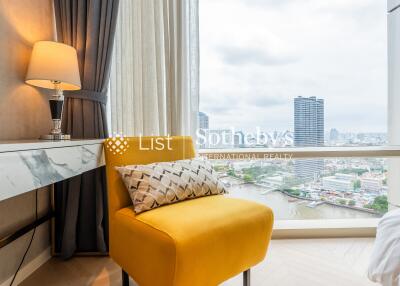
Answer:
[199,0,387,133]
[198,110,387,148]
[198,109,387,136]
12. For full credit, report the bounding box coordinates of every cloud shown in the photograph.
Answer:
[199,0,387,133]
[205,104,232,114]
[239,0,294,8]
[251,96,285,107]
[314,0,383,30]
[219,45,298,66]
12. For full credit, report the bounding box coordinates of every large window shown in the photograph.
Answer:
[199,0,387,147]
[199,0,389,220]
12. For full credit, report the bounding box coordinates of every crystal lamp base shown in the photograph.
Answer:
[39,83,71,141]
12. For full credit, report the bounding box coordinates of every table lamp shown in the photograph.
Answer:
[25,41,81,140]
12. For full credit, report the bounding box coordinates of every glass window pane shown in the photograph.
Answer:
[199,0,387,148]
[210,157,388,219]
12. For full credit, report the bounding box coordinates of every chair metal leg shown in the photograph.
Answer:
[122,269,129,286]
[243,269,250,286]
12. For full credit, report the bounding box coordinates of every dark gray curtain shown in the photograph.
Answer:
[53,0,120,258]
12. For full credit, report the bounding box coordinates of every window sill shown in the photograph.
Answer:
[272,219,379,239]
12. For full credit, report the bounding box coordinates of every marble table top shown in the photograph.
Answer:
[0,139,105,201]
[0,139,104,153]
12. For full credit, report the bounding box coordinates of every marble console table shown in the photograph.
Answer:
[0,139,105,202]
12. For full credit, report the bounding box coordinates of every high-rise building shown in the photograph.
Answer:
[329,128,340,142]
[294,96,324,146]
[198,112,209,129]
[198,112,209,149]
[361,178,383,193]
[294,96,324,180]
[205,129,234,149]
[234,131,245,148]
[322,173,356,192]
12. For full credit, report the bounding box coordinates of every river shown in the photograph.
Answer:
[223,178,379,220]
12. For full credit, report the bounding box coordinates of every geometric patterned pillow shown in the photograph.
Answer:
[116,158,227,214]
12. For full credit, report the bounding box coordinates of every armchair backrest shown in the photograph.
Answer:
[104,136,196,221]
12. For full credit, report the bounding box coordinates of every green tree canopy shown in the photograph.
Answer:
[348,200,356,206]
[364,195,388,214]
[227,169,235,177]
[353,180,361,190]
[243,174,253,183]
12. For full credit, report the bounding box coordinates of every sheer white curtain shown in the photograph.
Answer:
[109,0,199,137]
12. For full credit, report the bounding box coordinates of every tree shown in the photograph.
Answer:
[364,195,388,214]
[227,169,235,177]
[241,165,281,181]
[283,176,305,188]
[338,199,346,205]
[213,165,224,172]
[348,200,356,206]
[283,189,301,196]
[353,180,361,190]
[243,174,253,183]
[337,168,368,176]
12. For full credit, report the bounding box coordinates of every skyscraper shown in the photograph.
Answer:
[234,131,245,148]
[294,96,324,180]
[198,112,209,149]
[198,112,209,129]
[329,128,340,142]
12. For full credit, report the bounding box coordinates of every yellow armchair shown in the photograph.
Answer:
[104,136,274,286]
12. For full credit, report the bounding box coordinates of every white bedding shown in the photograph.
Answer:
[368,208,400,286]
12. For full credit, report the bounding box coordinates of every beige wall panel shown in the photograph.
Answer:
[0,0,55,284]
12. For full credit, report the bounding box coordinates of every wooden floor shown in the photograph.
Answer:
[21,238,377,286]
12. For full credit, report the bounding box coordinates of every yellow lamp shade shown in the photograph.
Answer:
[25,41,81,90]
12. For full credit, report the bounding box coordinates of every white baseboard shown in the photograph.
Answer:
[0,247,51,286]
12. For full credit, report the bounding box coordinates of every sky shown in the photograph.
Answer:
[199,0,387,134]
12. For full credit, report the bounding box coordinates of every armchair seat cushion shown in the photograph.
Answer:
[111,195,274,286]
